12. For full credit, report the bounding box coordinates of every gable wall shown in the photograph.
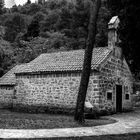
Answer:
[14,72,100,113]
[99,54,133,112]
[0,86,14,108]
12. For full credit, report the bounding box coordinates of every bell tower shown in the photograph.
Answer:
[108,16,120,49]
[108,16,122,58]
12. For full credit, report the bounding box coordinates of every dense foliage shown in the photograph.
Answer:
[0,0,139,78]
[0,0,110,77]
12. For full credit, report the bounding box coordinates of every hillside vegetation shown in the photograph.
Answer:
[0,0,140,79]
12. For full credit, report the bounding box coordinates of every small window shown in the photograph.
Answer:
[125,94,130,100]
[107,92,112,100]
[13,88,17,99]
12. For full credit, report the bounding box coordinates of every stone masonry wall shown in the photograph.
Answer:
[0,86,14,108]
[14,53,133,113]
[99,55,133,112]
[14,72,100,112]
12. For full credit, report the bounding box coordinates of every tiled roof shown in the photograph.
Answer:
[15,47,112,74]
[0,64,25,85]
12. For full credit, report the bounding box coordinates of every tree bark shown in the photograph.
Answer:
[74,0,101,123]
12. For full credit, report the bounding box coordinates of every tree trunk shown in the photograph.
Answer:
[74,0,101,123]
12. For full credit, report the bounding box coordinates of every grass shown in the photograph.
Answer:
[0,109,116,129]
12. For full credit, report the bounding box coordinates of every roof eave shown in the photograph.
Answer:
[0,84,15,86]
[15,67,100,75]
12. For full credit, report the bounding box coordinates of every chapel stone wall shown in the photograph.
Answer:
[0,86,14,108]
[99,55,133,112]
[14,72,100,113]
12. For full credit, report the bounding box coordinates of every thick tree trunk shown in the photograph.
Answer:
[74,0,101,123]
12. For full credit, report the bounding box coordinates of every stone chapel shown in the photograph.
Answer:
[0,16,133,114]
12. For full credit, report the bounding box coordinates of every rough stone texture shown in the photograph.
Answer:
[13,51,133,113]
[99,53,133,112]
[0,51,133,113]
[0,86,14,108]
[14,72,100,112]
[132,94,140,108]
[0,54,133,113]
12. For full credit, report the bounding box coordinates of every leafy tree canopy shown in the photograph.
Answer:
[1,0,138,78]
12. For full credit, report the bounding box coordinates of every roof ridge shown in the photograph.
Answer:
[39,47,109,56]
[41,49,84,56]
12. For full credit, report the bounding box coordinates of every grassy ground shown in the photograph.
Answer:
[0,109,115,129]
